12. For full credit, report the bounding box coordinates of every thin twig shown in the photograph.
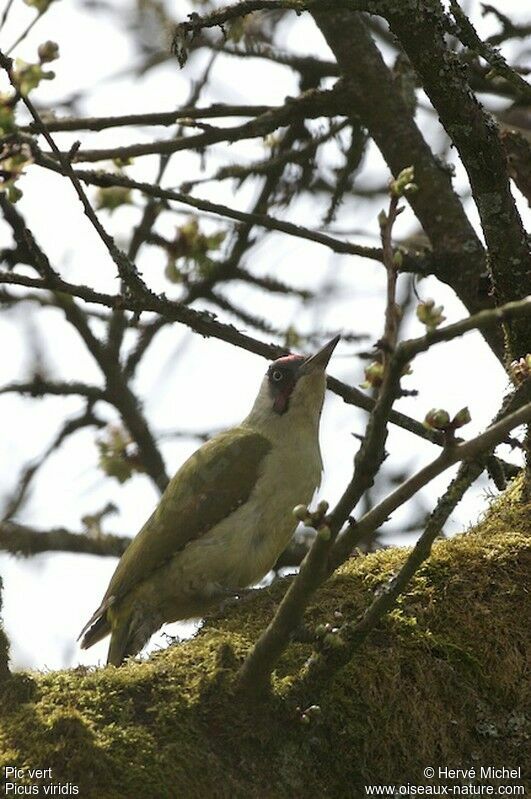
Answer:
[0,198,170,491]
[1,407,106,522]
[173,0,322,65]
[0,379,106,401]
[6,7,46,55]
[45,87,346,163]
[380,193,401,366]
[0,0,14,32]
[112,53,218,371]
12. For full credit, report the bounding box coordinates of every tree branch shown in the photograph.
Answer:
[1,407,106,522]
[0,575,10,682]
[0,49,151,298]
[382,0,531,360]
[0,198,170,492]
[0,521,130,558]
[19,104,273,133]
[48,87,347,163]
[450,1,531,100]
[336,381,531,651]
[0,379,106,402]
[173,0,322,66]
[310,9,504,360]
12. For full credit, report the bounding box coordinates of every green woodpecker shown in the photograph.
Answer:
[79,336,339,665]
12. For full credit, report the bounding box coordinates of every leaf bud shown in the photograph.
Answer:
[360,361,384,390]
[452,407,471,428]
[416,298,446,330]
[424,408,451,430]
[38,41,59,63]
[293,504,310,523]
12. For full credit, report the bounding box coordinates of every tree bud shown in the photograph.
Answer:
[510,355,531,384]
[293,504,309,523]
[38,41,59,63]
[416,299,446,330]
[452,407,471,428]
[360,361,384,389]
[424,408,451,430]
[390,165,416,196]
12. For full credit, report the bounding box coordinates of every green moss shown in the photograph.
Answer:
[0,479,529,797]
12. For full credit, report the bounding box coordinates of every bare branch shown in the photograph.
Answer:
[0,198,170,492]
[450,1,531,100]
[310,9,504,360]
[173,0,321,66]
[19,104,273,133]
[0,379,106,402]
[49,88,347,163]
[0,521,130,558]
[213,41,340,79]
[400,296,531,360]
[1,271,529,448]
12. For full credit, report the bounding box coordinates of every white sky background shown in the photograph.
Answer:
[0,0,529,670]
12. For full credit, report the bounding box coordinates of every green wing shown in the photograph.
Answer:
[103,427,270,608]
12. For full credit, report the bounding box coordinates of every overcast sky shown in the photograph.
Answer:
[0,0,529,670]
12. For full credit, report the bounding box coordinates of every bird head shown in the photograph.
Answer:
[246,335,340,431]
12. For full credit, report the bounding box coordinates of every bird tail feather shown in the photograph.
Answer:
[106,604,157,666]
[79,614,110,650]
[107,623,132,667]
[106,602,140,666]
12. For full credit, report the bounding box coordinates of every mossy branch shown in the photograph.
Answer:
[1,518,530,795]
[329,381,531,660]
[237,369,531,694]
[346,460,483,640]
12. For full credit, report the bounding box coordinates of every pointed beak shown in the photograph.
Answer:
[299,335,340,376]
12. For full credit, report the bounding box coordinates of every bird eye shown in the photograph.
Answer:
[272,369,284,382]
